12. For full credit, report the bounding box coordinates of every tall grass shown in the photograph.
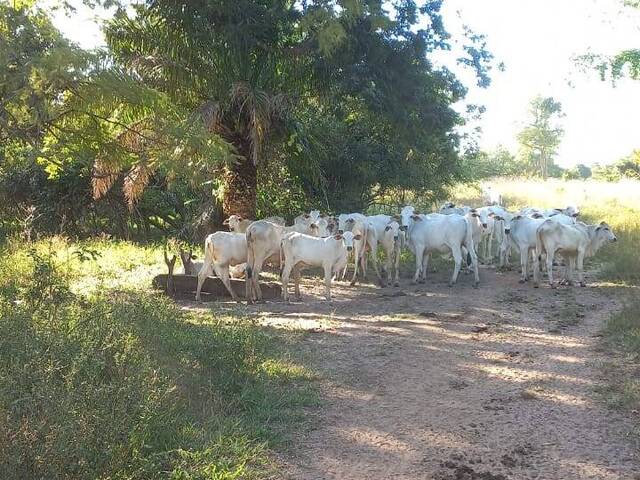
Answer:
[0,238,317,479]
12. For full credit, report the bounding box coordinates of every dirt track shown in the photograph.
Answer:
[194,265,639,479]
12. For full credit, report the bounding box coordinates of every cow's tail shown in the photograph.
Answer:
[536,221,546,262]
[279,238,285,277]
[463,217,476,262]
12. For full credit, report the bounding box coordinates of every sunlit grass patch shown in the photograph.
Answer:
[0,238,318,479]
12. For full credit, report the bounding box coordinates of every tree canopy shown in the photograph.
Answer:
[516,96,564,179]
[1,1,495,240]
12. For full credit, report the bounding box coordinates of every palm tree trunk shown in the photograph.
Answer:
[222,136,257,219]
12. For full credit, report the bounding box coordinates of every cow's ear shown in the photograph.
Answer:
[411,214,422,221]
[554,208,563,212]
[385,225,391,231]
[488,212,495,217]
[513,215,522,221]
[347,218,355,223]
[414,209,421,215]
[303,213,310,219]
[472,212,480,217]
[334,234,343,240]
[353,234,362,240]
[222,218,230,225]
[237,215,243,221]
[494,215,503,221]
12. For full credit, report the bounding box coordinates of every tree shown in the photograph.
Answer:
[82,0,492,218]
[516,96,564,179]
[575,1,640,81]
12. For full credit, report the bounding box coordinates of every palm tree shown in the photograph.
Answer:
[88,1,306,218]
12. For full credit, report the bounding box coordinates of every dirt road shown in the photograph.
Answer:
[200,265,639,479]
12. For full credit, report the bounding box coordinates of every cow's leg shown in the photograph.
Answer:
[293,265,302,300]
[450,246,463,287]
[212,263,238,301]
[280,260,292,302]
[471,248,480,287]
[196,255,213,301]
[421,252,431,282]
[350,242,361,286]
[546,248,556,288]
[576,251,586,287]
[413,245,424,284]
[519,247,528,283]
[393,243,400,287]
[323,264,333,301]
[486,231,494,264]
[382,244,392,287]
[369,239,384,286]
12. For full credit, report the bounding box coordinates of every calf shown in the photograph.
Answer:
[407,213,479,287]
[364,215,402,286]
[337,213,369,284]
[245,220,318,302]
[196,232,247,301]
[280,231,360,301]
[534,220,616,287]
[223,214,253,233]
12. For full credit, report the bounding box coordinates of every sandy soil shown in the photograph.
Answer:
[186,265,640,480]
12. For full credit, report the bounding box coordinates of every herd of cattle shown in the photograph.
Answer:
[173,191,617,303]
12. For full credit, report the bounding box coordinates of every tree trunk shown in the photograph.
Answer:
[222,136,257,219]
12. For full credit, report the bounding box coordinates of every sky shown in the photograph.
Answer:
[50,0,640,167]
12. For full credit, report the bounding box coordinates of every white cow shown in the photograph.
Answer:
[379,220,402,287]
[481,186,502,206]
[196,232,247,301]
[475,206,497,263]
[364,215,402,287]
[280,231,360,301]
[244,220,318,302]
[294,210,321,229]
[223,214,285,233]
[337,213,369,285]
[508,215,547,283]
[534,220,617,288]
[406,213,479,287]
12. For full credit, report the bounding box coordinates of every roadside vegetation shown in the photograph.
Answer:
[0,237,318,479]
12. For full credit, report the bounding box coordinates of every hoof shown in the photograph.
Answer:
[448,282,454,288]
[518,279,526,284]
[533,284,539,288]
[550,284,557,289]
[579,282,586,287]
[394,282,400,287]
[473,282,479,289]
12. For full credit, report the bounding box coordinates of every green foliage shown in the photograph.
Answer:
[592,149,640,182]
[562,163,592,180]
[461,145,521,179]
[0,238,317,479]
[516,96,564,179]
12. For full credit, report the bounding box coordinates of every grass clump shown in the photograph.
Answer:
[0,238,317,479]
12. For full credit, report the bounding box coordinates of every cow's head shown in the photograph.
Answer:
[595,221,617,243]
[223,214,241,229]
[492,211,514,234]
[336,231,362,252]
[384,220,401,241]
[399,205,416,231]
